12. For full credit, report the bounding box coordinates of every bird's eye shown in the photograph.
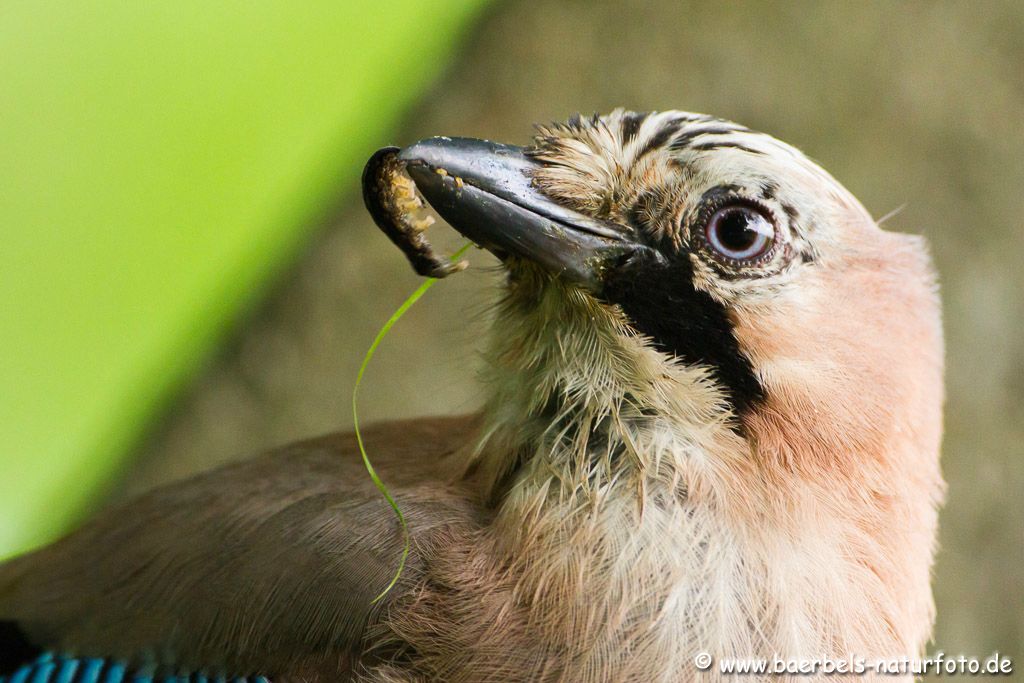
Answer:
[703,203,775,262]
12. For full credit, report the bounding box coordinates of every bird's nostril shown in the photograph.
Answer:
[606,244,666,274]
[609,250,636,271]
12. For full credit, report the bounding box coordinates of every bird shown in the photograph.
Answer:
[0,109,944,682]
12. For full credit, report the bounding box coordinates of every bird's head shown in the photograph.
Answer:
[394,110,942,500]
[378,109,945,657]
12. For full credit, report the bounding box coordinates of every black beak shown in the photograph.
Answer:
[395,137,659,291]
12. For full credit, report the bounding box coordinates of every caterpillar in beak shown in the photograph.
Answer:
[361,146,468,278]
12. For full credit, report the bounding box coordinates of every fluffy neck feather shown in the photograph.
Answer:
[469,272,738,499]
[455,272,925,680]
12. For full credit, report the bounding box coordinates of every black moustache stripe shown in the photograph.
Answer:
[601,256,765,418]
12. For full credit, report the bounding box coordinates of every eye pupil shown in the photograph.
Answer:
[704,203,775,262]
[717,210,760,251]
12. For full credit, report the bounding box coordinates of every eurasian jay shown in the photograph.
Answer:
[0,110,944,682]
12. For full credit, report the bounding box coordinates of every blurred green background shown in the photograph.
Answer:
[2,0,1021,663]
[0,0,486,556]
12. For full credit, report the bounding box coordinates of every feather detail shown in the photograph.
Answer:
[0,652,272,683]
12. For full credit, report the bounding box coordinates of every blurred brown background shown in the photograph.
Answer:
[117,0,1023,659]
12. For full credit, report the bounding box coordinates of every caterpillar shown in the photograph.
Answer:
[361,146,467,278]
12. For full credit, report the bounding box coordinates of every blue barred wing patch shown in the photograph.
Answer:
[0,653,270,683]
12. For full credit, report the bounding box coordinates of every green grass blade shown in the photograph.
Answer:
[352,243,472,603]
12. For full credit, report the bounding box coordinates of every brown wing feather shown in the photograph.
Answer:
[0,415,481,678]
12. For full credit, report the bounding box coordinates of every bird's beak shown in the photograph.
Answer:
[397,137,657,290]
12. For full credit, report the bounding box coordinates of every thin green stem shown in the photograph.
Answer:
[352,242,472,603]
